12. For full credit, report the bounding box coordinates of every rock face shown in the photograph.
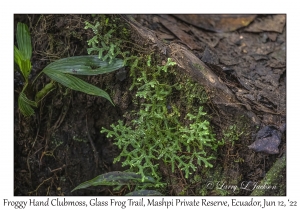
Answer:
[248,124,285,154]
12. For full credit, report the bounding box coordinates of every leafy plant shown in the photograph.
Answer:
[71,171,163,193]
[101,58,222,181]
[84,17,126,64]
[14,22,123,116]
[14,22,37,116]
[14,22,32,83]
[41,55,123,104]
[222,124,244,146]
[125,190,162,196]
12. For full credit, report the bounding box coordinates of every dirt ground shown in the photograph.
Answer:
[14,14,286,196]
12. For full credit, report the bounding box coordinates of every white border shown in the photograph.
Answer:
[2,1,298,209]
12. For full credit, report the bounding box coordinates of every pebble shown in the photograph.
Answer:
[248,125,285,154]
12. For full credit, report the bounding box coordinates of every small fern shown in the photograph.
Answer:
[101,58,221,181]
[85,18,124,64]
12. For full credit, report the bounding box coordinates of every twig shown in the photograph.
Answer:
[48,164,66,173]
[28,177,53,196]
[86,115,99,169]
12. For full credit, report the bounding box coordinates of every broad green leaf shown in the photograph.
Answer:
[43,70,114,104]
[14,46,32,80]
[16,22,32,60]
[43,55,123,75]
[15,22,32,81]
[126,190,163,196]
[14,46,23,69]
[14,46,24,62]
[18,92,37,117]
[71,171,156,192]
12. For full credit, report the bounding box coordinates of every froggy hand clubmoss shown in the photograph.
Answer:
[101,58,221,181]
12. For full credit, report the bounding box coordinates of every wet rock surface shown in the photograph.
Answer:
[248,124,286,154]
